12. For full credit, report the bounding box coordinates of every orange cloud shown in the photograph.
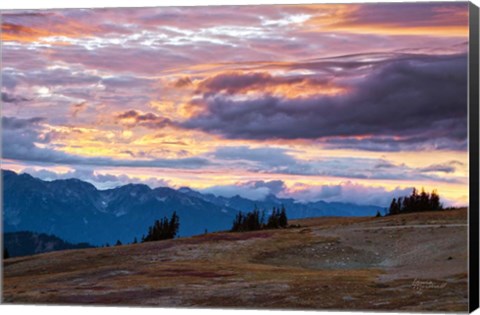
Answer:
[1,23,51,42]
[319,24,467,37]
[303,3,468,37]
[2,19,101,43]
[70,101,87,118]
[114,110,173,129]
[195,71,346,99]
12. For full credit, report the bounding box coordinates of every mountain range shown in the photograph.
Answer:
[2,170,383,245]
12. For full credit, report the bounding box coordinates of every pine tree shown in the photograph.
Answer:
[133,237,138,244]
[169,211,180,238]
[3,248,9,259]
[388,198,398,215]
[247,209,261,231]
[267,208,279,228]
[412,187,419,209]
[231,212,244,232]
[115,240,122,246]
[260,210,266,228]
[143,212,181,242]
[279,205,288,228]
[402,196,409,213]
[397,197,403,213]
[388,188,443,215]
[419,188,429,211]
[231,206,288,232]
[430,189,442,210]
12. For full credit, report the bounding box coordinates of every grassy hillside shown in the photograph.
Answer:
[2,209,468,311]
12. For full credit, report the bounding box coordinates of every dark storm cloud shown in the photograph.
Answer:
[182,54,467,151]
[278,52,396,74]
[320,132,468,152]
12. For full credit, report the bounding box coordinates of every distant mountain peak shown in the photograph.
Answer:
[1,169,17,176]
[118,183,152,193]
[51,177,97,189]
[3,169,382,246]
[123,183,151,188]
[178,187,195,193]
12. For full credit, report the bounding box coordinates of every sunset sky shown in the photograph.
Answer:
[1,2,470,206]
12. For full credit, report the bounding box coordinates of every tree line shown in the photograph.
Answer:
[109,211,180,247]
[141,211,180,242]
[111,205,288,246]
[388,188,442,215]
[231,206,288,232]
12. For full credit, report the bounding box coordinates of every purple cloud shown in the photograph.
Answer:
[183,54,467,151]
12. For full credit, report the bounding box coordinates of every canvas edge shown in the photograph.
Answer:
[469,1,480,313]
[0,11,5,305]
[0,2,477,313]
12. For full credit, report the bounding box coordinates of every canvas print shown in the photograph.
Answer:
[1,1,477,312]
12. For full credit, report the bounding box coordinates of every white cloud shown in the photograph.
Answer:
[288,181,413,206]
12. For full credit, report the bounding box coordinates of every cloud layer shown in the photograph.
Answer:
[1,3,469,206]
[183,54,467,152]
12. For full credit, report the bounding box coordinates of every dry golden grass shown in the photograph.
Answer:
[2,209,468,311]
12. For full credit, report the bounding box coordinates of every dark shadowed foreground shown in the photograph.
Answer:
[2,209,468,311]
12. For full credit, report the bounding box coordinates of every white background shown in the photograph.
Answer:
[1,0,479,315]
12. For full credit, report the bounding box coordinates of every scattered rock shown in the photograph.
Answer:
[343,295,356,301]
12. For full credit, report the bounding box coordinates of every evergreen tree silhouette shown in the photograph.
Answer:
[231,206,289,232]
[419,188,429,211]
[143,212,181,242]
[388,187,443,215]
[279,205,288,228]
[388,198,398,215]
[267,207,279,228]
[430,189,442,210]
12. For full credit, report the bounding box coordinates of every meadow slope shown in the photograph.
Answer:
[2,209,468,311]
